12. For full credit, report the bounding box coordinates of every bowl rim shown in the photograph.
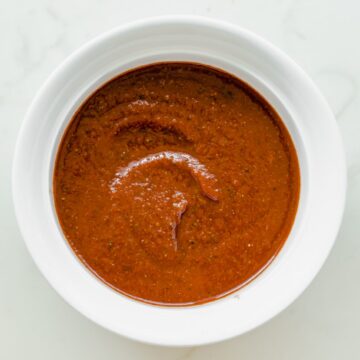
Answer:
[12,15,347,346]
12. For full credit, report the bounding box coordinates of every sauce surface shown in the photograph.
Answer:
[54,63,300,305]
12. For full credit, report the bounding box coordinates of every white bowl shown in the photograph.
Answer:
[12,16,346,346]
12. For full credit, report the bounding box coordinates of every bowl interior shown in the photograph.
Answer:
[49,53,309,300]
[13,17,346,346]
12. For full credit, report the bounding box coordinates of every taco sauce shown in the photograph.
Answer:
[54,63,300,305]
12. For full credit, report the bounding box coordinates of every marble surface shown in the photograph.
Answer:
[1,0,359,358]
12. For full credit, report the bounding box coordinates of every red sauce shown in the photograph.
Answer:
[54,63,300,305]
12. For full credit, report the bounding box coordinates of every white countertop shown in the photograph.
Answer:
[1,0,359,358]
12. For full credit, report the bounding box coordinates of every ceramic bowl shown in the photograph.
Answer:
[12,16,346,346]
